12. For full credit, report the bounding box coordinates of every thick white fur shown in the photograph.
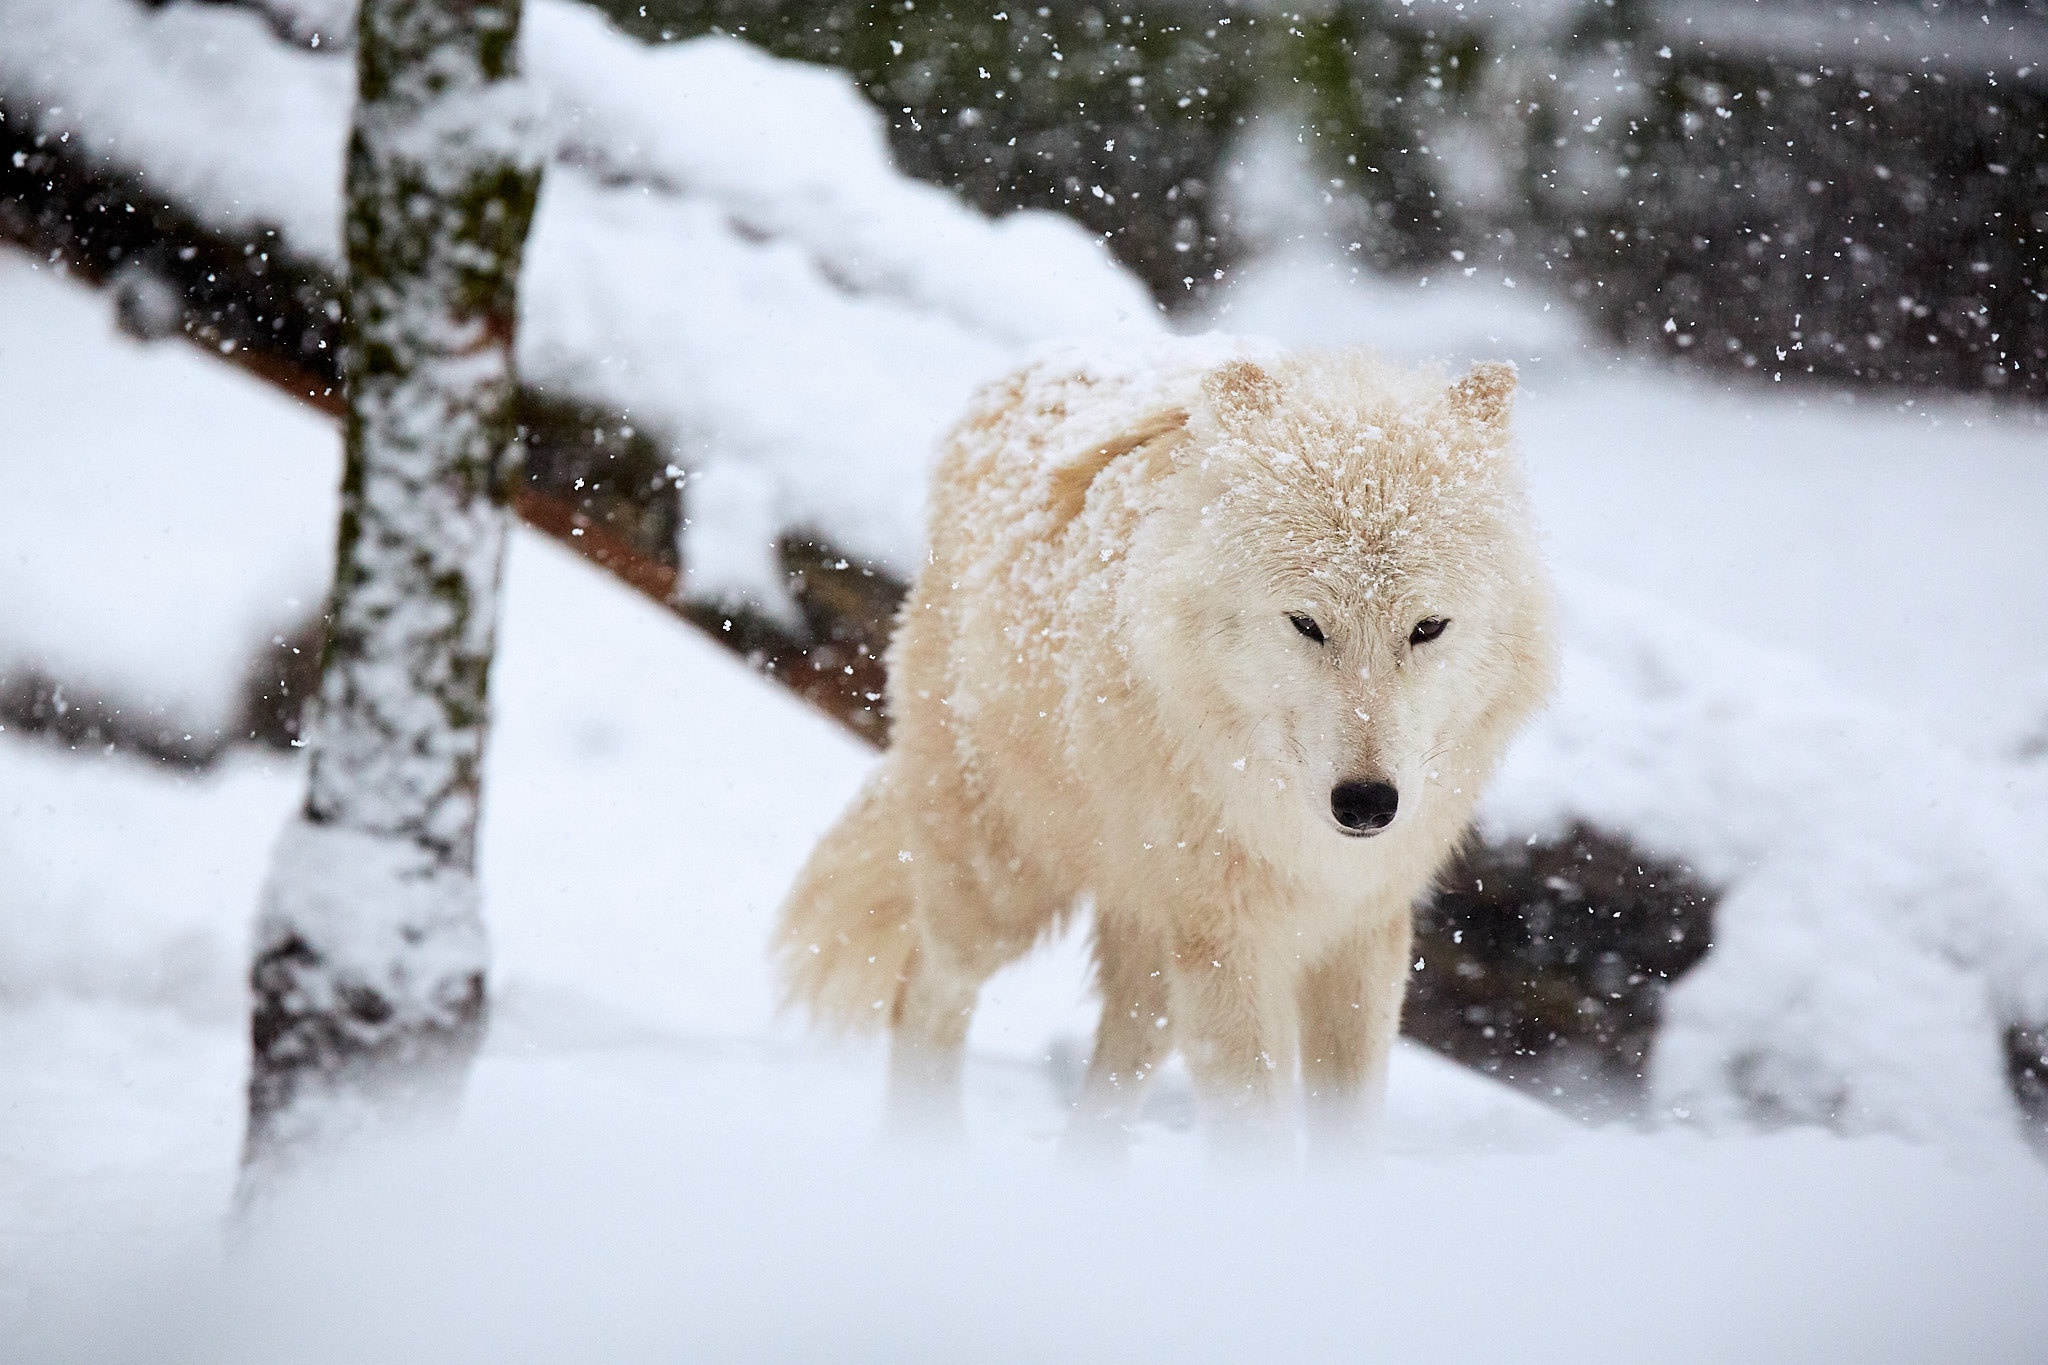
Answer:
[775,341,1557,1159]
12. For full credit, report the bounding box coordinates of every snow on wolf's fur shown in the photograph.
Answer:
[778,340,1556,1155]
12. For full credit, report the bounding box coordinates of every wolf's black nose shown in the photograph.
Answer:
[1331,780,1398,835]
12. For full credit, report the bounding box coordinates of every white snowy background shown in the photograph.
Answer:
[3,0,2048,1358]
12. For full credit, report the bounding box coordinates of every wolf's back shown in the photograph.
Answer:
[773,771,918,1032]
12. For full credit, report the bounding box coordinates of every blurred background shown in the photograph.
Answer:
[3,0,2048,1353]
[615,0,2048,395]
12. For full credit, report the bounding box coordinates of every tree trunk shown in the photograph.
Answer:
[242,0,542,1178]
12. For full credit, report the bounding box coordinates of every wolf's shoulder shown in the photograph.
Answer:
[951,332,1264,477]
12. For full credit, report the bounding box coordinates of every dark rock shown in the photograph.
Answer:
[0,665,227,768]
[2008,1024,2048,1156]
[1407,825,1719,1119]
[238,613,328,751]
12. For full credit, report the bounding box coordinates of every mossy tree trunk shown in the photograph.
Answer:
[242,0,542,1178]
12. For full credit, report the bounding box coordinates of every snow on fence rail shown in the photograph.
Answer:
[0,0,1157,606]
[2,0,2045,1156]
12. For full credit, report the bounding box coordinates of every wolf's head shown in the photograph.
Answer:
[1117,351,1556,857]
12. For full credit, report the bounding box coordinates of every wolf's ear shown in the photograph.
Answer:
[1046,406,1190,526]
[1202,360,1282,421]
[1446,360,1517,428]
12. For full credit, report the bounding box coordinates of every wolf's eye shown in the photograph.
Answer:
[1289,614,1326,644]
[1409,617,1449,645]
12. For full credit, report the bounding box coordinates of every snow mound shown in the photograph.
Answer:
[0,739,295,1020]
[1488,573,2048,1152]
[0,0,348,248]
[0,256,339,741]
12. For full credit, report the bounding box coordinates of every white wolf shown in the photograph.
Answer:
[775,341,1556,1159]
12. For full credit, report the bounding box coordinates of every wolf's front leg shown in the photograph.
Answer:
[1297,911,1412,1164]
[1061,916,1173,1164]
[1165,930,1298,1162]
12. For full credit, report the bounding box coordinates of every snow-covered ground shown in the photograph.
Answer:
[8,531,2047,1364]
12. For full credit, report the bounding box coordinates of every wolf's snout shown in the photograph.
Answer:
[1330,780,1399,835]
